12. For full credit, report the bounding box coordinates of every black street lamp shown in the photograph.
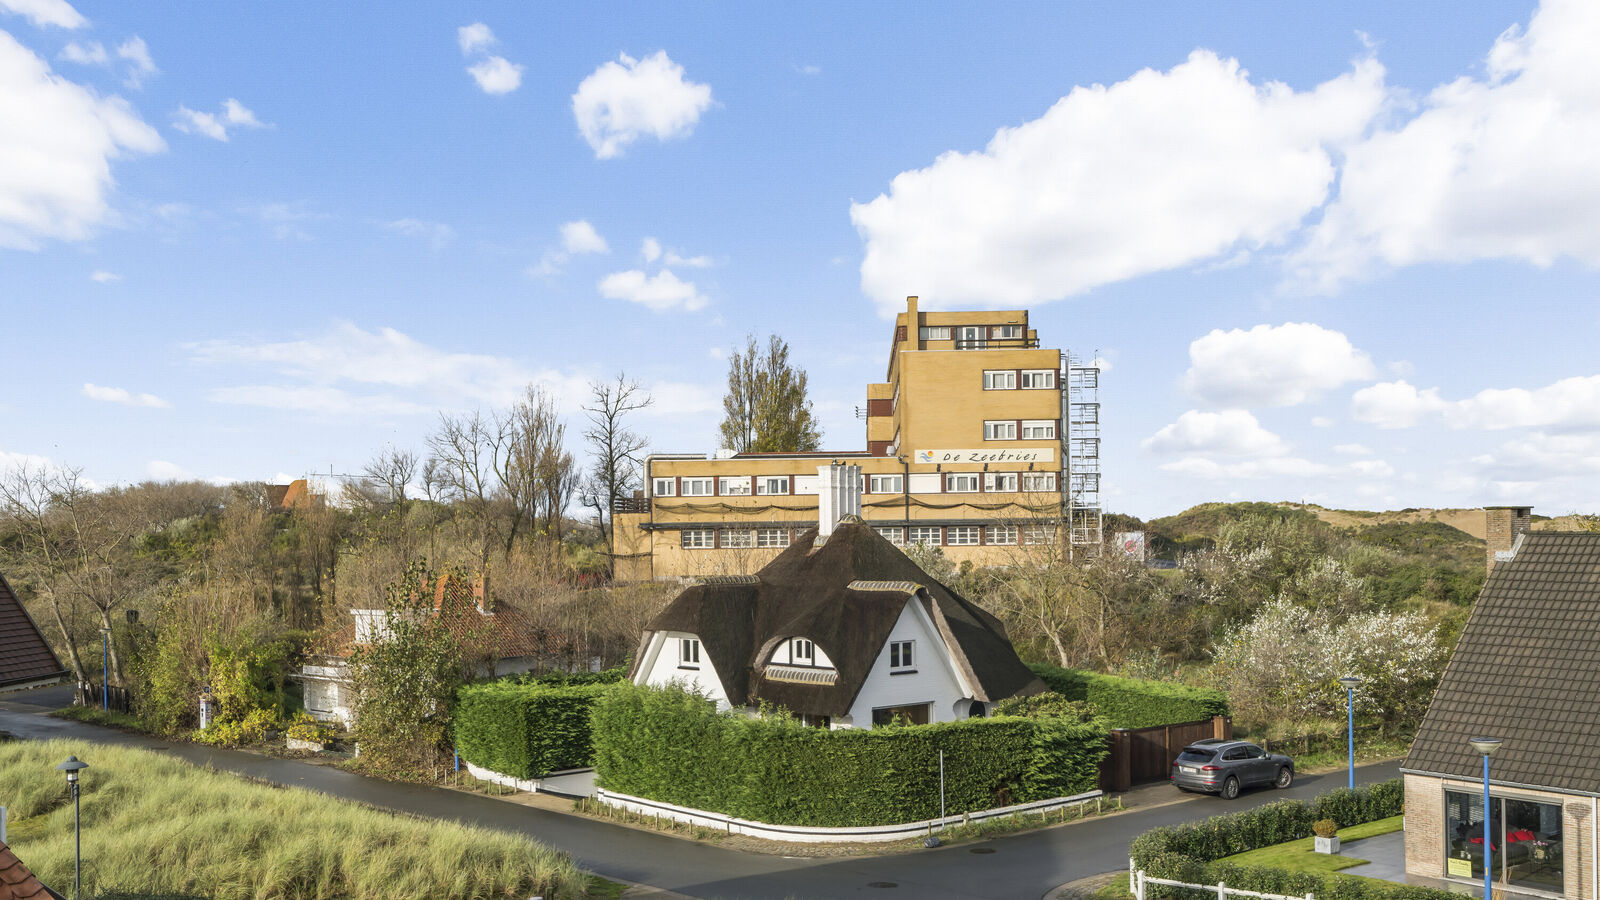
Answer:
[56,755,89,900]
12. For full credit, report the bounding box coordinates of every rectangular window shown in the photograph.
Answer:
[987,525,1018,545]
[1021,419,1058,440]
[993,324,1023,340]
[1020,369,1056,389]
[756,528,791,548]
[1021,472,1058,492]
[719,476,751,496]
[1444,790,1566,892]
[680,528,715,549]
[947,525,979,546]
[868,474,903,493]
[874,526,904,546]
[792,638,814,662]
[1023,524,1056,545]
[945,473,980,492]
[721,528,755,548]
[983,420,1017,441]
[679,638,700,668]
[982,370,1016,390]
[652,477,676,497]
[754,476,789,496]
[907,526,942,546]
[682,477,714,497]
[984,472,1018,492]
[889,640,915,670]
[918,326,951,341]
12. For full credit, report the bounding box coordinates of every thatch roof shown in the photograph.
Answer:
[631,519,1044,717]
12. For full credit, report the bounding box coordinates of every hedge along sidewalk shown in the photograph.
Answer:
[1028,664,1230,730]
[453,677,617,779]
[1129,780,1462,900]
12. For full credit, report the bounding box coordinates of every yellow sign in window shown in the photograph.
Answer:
[1447,857,1473,878]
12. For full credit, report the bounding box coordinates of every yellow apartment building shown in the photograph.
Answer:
[612,296,1101,580]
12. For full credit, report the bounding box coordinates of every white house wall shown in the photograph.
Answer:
[844,600,974,727]
[636,630,731,709]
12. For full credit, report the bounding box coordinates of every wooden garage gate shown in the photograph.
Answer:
[1099,715,1232,793]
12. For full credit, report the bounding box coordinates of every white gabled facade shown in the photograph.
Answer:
[635,629,732,709]
[841,599,977,728]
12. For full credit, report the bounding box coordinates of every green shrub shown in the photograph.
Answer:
[1028,663,1229,728]
[590,682,1109,827]
[454,681,612,778]
[992,690,1099,722]
[512,665,628,687]
[284,711,336,745]
[1312,818,1338,837]
[194,707,277,746]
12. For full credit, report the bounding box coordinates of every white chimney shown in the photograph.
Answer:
[817,463,862,539]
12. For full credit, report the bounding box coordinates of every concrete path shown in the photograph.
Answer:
[0,688,1403,900]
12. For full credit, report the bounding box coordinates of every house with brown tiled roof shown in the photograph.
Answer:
[0,838,65,900]
[1402,512,1600,899]
[0,572,68,694]
[294,574,565,725]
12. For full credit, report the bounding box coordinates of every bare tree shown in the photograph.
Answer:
[427,410,507,568]
[499,387,576,549]
[580,374,652,568]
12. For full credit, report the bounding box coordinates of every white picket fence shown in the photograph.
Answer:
[1129,860,1314,900]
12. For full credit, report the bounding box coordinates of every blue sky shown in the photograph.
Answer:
[3,0,1598,519]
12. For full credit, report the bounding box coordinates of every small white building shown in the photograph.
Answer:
[630,509,1044,729]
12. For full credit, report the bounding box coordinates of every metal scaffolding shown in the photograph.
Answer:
[1062,353,1103,558]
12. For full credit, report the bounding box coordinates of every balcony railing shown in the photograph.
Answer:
[953,337,1040,350]
[611,496,651,514]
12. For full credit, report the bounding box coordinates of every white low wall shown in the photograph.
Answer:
[464,760,544,793]
[595,787,1105,844]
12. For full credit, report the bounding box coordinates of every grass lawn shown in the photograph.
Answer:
[0,737,599,899]
[1220,815,1405,873]
[48,705,146,730]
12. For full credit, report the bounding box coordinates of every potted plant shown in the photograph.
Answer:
[1313,819,1341,854]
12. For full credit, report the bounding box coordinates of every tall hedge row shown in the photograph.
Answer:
[453,681,611,778]
[1128,780,1457,900]
[590,682,1109,827]
[1028,664,1229,729]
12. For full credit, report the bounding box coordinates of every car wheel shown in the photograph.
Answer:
[1222,776,1240,800]
[1275,767,1293,789]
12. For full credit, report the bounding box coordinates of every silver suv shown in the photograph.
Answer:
[1169,738,1294,799]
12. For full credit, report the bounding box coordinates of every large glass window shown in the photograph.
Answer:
[869,474,903,493]
[983,370,1016,390]
[1444,790,1564,894]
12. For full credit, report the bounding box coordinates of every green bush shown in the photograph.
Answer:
[1028,663,1229,728]
[454,681,612,778]
[194,707,277,746]
[512,665,628,687]
[590,682,1109,827]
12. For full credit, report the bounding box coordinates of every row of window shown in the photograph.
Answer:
[918,324,1023,344]
[982,369,1057,390]
[681,634,912,674]
[655,471,1057,498]
[873,524,1057,547]
[680,528,795,549]
[983,419,1057,440]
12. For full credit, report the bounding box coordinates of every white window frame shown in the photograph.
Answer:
[1021,472,1058,492]
[719,476,752,496]
[869,474,903,494]
[721,528,755,548]
[918,325,951,341]
[756,528,790,548]
[984,472,1018,492]
[983,420,1017,441]
[1020,369,1056,389]
[754,476,790,496]
[679,637,701,668]
[889,640,915,671]
[874,526,904,546]
[680,528,714,549]
[908,526,942,546]
[982,370,1016,391]
[987,525,1018,546]
[1023,524,1057,545]
[1021,419,1057,440]
[993,324,1023,340]
[792,638,814,663]
[946,525,979,546]
[945,473,980,493]
[681,477,714,497]
[652,477,676,497]
[956,325,986,348]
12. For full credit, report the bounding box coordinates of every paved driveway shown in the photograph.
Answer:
[0,690,1401,899]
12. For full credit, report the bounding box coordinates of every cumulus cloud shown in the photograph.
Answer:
[1332,443,1372,456]
[1350,380,1446,429]
[468,56,522,95]
[58,39,104,64]
[457,22,494,55]
[89,269,119,282]
[1290,0,1600,292]
[146,460,189,480]
[1183,322,1375,407]
[1355,374,1600,432]
[116,36,154,87]
[531,219,609,275]
[572,51,713,159]
[173,98,265,141]
[0,31,163,249]
[850,49,1385,314]
[82,382,169,407]
[383,217,454,249]
[0,0,85,28]
[640,235,710,267]
[1142,409,1288,457]
[597,269,708,312]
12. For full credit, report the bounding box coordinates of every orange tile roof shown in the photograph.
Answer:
[314,574,574,663]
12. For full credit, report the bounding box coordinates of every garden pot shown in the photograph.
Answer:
[1315,835,1341,854]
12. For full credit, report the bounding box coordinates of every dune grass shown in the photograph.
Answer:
[0,738,590,899]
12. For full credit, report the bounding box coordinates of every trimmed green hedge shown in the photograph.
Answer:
[1128,780,1459,900]
[453,681,611,778]
[590,682,1109,827]
[1028,664,1229,729]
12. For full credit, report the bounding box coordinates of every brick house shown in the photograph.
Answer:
[1402,521,1600,899]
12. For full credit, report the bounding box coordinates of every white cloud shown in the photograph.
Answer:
[116,36,154,88]
[1143,409,1287,457]
[82,382,169,408]
[1089,356,1112,373]
[223,97,259,127]
[1332,443,1372,456]
[531,220,609,274]
[384,217,454,249]
[707,346,725,361]
[58,39,104,64]
[146,459,189,480]
[597,268,708,312]
[1183,322,1375,407]
[850,49,1385,314]
[639,235,710,267]
[1311,416,1334,427]
[641,236,662,262]
[0,31,163,249]
[173,99,264,141]
[89,269,119,282]
[1290,0,1600,292]
[798,64,821,76]
[1350,380,1447,429]
[0,0,85,28]
[468,56,522,95]
[1160,455,1341,480]
[1353,375,1600,432]
[457,22,494,55]
[572,51,713,159]
[255,202,326,241]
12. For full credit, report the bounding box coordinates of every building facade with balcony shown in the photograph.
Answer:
[612,296,1098,580]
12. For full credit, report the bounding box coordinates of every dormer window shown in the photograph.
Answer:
[792,638,814,662]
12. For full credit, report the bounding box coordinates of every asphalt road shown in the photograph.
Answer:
[0,687,1402,899]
